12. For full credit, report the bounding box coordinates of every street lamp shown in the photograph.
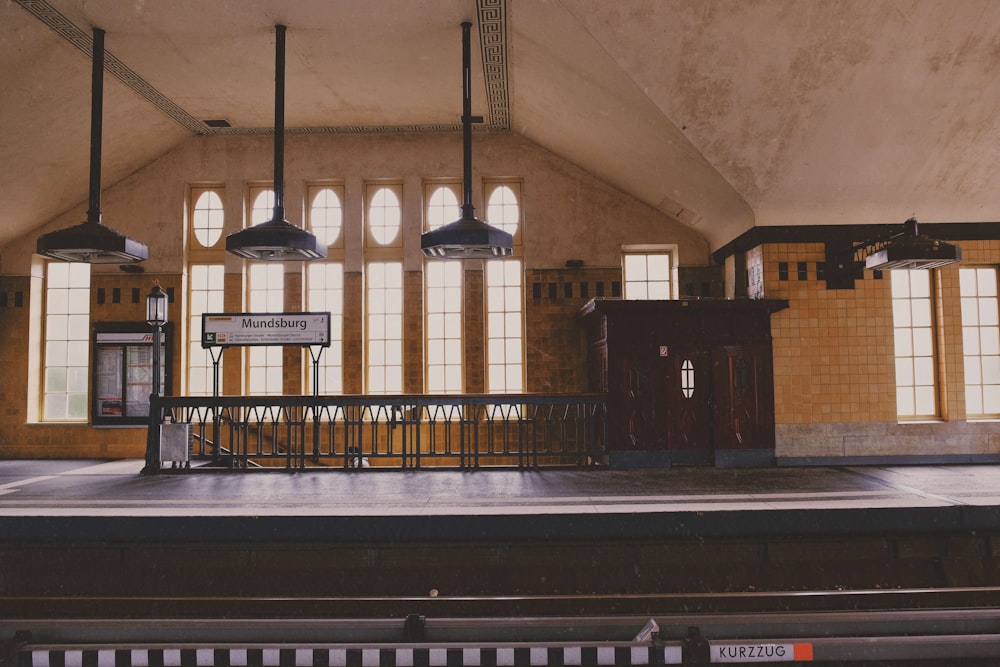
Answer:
[142,284,168,474]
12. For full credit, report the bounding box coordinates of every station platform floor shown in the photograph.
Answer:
[3,459,1000,543]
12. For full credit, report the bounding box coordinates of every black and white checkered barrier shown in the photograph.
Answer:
[19,644,684,667]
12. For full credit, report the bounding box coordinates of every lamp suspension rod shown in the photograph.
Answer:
[88,28,105,224]
[461,20,474,213]
[272,24,286,221]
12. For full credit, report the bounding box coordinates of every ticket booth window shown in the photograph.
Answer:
[92,323,171,426]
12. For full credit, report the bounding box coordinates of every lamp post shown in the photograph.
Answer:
[142,284,168,474]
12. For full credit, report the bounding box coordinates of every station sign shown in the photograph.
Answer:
[711,642,813,662]
[202,312,331,348]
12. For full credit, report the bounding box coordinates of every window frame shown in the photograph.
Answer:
[960,266,1000,418]
[622,244,679,300]
[891,269,940,420]
[41,261,91,422]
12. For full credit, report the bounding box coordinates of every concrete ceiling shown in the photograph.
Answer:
[3,0,1000,254]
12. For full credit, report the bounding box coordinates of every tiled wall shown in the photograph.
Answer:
[524,268,621,393]
[762,239,1000,462]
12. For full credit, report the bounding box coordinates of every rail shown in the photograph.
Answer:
[145,393,606,472]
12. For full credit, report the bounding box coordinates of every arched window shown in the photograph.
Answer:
[486,184,520,237]
[427,185,459,231]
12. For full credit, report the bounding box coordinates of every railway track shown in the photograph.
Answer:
[4,588,1000,665]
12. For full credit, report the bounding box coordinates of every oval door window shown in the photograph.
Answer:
[681,359,695,398]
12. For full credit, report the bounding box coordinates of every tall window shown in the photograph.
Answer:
[486,260,523,393]
[424,184,464,394]
[306,185,345,394]
[960,267,1000,417]
[366,184,403,394]
[484,183,524,393]
[623,250,674,299]
[188,264,224,395]
[367,261,403,393]
[426,261,463,393]
[43,262,91,420]
[892,270,937,419]
[247,262,285,395]
[188,188,225,396]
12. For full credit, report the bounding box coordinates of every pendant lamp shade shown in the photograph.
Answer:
[226,24,326,261]
[420,22,512,259]
[37,28,148,264]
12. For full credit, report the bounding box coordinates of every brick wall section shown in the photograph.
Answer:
[525,267,620,393]
[403,271,424,394]
[464,266,485,394]
[342,272,364,394]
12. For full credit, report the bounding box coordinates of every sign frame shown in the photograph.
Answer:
[202,312,331,349]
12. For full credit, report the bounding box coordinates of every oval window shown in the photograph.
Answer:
[369,187,401,245]
[192,190,223,247]
[310,188,343,246]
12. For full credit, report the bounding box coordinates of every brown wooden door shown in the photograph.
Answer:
[664,347,714,462]
[712,344,775,450]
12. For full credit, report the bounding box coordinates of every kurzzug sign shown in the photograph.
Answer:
[202,313,331,347]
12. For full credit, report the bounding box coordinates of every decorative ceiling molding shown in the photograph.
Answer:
[16,0,210,135]
[17,0,511,136]
[478,0,510,129]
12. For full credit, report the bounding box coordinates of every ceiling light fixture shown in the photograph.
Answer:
[226,25,326,261]
[37,28,149,264]
[420,21,513,259]
[861,218,962,271]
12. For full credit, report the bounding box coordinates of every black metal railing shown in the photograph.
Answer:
[146,393,606,471]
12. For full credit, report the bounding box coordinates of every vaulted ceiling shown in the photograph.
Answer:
[3,0,999,255]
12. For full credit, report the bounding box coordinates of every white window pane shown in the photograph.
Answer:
[982,329,1000,356]
[979,269,998,296]
[896,387,915,416]
[960,268,978,295]
[961,298,980,326]
[488,365,506,390]
[647,281,671,299]
[965,357,983,384]
[385,341,402,366]
[967,385,984,414]
[891,271,910,298]
[488,340,506,364]
[46,341,67,366]
[980,299,999,327]
[892,299,911,327]
[913,357,935,385]
[505,313,521,336]
[909,271,931,298]
[912,328,934,356]
[67,341,88,364]
[964,328,981,355]
[983,385,1000,413]
[910,300,931,327]
[983,356,1000,383]
[624,255,647,281]
[896,358,914,386]
[445,366,462,391]
[505,366,523,392]
[894,328,913,357]
[914,386,936,415]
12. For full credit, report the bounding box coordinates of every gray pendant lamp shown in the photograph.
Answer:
[226,24,326,261]
[421,21,513,259]
[37,28,149,264]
